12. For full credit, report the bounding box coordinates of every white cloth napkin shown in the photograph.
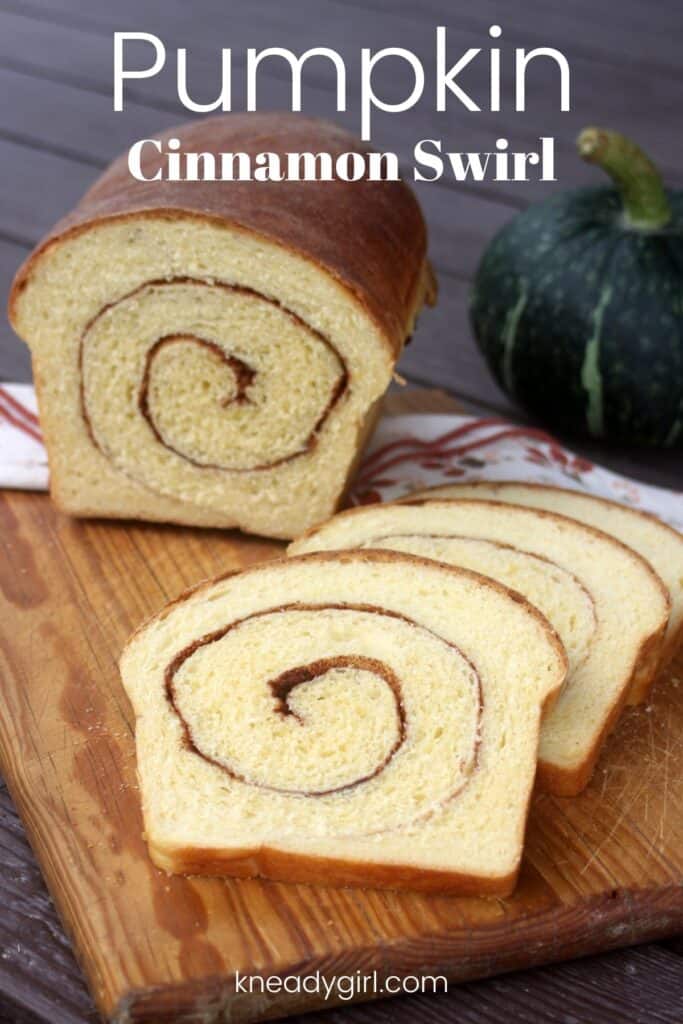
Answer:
[349,415,683,530]
[0,384,48,490]
[1,383,680,529]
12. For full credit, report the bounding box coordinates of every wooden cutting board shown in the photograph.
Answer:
[0,389,681,1024]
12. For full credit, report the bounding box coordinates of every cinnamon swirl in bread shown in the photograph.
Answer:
[290,501,669,795]
[9,114,433,539]
[120,551,566,894]
[405,482,683,684]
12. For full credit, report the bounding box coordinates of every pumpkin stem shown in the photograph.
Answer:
[577,127,671,230]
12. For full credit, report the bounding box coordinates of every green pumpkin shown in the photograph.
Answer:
[471,128,683,448]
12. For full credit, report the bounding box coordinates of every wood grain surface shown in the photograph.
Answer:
[0,389,681,1024]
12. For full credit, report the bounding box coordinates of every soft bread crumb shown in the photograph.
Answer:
[119,550,566,893]
[289,500,670,795]
[403,481,683,674]
[11,214,427,539]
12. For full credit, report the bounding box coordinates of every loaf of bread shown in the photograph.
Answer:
[120,550,566,894]
[290,500,670,795]
[8,114,433,539]
[405,482,683,685]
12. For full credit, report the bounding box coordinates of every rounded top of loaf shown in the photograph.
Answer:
[10,113,432,353]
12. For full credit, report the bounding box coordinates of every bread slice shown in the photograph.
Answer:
[120,550,566,894]
[8,114,433,540]
[290,501,669,795]
[405,481,683,685]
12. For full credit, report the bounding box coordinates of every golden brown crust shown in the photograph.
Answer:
[662,618,683,667]
[626,619,670,705]
[537,625,665,794]
[398,497,671,618]
[535,679,630,797]
[405,479,683,552]
[149,840,519,897]
[9,113,431,358]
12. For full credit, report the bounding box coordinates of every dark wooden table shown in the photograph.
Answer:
[0,1,681,1021]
